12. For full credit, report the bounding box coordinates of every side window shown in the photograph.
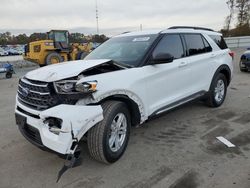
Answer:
[152,34,184,60]
[209,35,228,49]
[202,37,212,52]
[184,34,207,56]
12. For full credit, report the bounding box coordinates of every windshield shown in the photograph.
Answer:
[49,31,68,43]
[55,32,67,42]
[85,34,158,67]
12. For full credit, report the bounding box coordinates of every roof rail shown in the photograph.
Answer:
[121,31,131,34]
[168,26,214,32]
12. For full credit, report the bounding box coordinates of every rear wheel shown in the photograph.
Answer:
[87,101,131,164]
[45,52,63,65]
[205,73,227,107]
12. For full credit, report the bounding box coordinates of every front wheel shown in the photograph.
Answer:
[45,52,63,65]
[87,101,131,164]
[205,73,227,107]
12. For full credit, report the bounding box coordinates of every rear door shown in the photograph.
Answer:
[182,33,215,93]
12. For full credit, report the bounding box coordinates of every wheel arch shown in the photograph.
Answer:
[97,94,142,126]
[212,65,232,86]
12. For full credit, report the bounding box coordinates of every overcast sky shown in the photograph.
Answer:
[0,0,230,36]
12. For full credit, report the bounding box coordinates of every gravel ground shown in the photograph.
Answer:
[0,48,250,188]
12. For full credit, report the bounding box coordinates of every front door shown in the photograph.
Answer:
[143,34,192,115]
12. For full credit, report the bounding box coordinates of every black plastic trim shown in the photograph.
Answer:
[17,106,40,119]
[168,26,214,32]
[210,65,232,86]
[149,91,206,118]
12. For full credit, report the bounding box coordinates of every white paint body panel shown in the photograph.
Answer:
[25,59,111,82]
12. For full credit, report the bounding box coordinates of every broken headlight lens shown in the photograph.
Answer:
[75,81,97,93]
[54,80,78,94]
[54,80,97,94]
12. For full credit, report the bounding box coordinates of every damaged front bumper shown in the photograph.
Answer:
[15,98,103,155]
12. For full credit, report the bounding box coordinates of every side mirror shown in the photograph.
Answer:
[151,52,174,64]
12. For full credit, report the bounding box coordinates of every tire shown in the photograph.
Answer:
[239,61,248,72]
[76,51,88,60]
[87,101,131,164]
[205,73,227,107]
[5,72,12,79]
[45,52,63,65]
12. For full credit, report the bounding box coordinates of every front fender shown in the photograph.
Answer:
[92,90,147,123]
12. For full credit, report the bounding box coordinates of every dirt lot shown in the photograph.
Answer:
[0,49,250,188]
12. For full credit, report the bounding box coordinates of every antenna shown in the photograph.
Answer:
[95,0,99,34]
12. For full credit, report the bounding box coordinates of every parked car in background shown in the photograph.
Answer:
[7,48,20,55]
[0,48,8,56]
[240,47,250,72]
[15,47,24,55]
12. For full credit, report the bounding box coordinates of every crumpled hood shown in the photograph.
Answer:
[25,59,111,82]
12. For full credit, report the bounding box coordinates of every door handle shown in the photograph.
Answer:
[178,62,187,68]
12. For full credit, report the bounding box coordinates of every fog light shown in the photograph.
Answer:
[44,117,62,135]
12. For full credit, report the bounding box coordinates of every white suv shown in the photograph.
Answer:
[15,26,233,164]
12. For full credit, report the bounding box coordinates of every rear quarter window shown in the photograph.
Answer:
[209,35,228,49]
[184,34,210,56]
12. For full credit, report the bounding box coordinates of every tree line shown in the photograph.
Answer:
[222,0,250,36]
[0,32,108,45]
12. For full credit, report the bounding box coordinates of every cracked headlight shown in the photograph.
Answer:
[54,80,97,94]
[75,81,97,93]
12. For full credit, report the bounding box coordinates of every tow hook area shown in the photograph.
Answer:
[57,124,82,182]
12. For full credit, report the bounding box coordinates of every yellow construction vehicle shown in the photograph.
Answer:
[24,30,93,66]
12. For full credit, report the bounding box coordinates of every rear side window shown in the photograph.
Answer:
[152,34,184,59]
[209,35,228,49]
[184,34,209,56]
[203,38,212,52]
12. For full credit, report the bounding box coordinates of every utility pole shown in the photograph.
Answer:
[95,0,99,35]
[140,24,143,31]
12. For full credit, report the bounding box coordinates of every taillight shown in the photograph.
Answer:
[229,51,234,60]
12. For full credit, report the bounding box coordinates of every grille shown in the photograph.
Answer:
[17,78,59,110]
